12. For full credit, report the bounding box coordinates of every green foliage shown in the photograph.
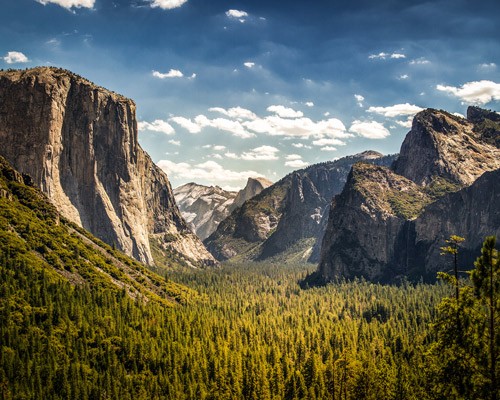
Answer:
[427,236,499,400]
[387,190,431,220]
[424,177,463,200]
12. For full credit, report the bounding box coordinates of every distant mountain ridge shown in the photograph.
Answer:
[174,177,272,240]
[312,107,500,284]
[204,151,397,263]
[0,67,215,269]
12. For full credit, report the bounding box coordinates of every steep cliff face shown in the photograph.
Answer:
[204,151,396,262]
[0,67,215,267]
[315,107,499,283]
[393,109,500,186]
[230,177,273,211]
[317,163,431,282]
[174,183,237,240]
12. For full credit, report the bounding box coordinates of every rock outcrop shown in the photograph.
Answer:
[0,67,215,267]
[315,107,500,283]
[204,151,396,262]
[230,177,273,211]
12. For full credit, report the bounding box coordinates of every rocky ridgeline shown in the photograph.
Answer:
[174,177,272,241]
[314,107,500,284]
[0,67,215,268]
[204,151,396,262]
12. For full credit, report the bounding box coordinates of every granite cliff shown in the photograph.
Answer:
[0,67,215,268]
[314,107,500,284]
[204,151,396,262]
[174,177,272,241]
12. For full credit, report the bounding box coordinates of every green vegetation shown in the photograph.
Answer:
[1,156,498,399]
[387,190,431,220]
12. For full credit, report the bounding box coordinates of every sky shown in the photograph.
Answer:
[1,0,499,191]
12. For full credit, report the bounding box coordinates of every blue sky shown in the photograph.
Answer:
[1,0,499,190]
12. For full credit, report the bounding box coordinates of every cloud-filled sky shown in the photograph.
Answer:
[1,0,499,189]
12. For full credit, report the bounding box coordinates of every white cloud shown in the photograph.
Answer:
[241,145,279,161]
[436,80,500,105]
[152,69,184,79]
[209,106,257,120]
[168,139,181,146]
[320,146,338,151]
[350,120,390,139]
[291,143,312,149]
[369,52,406,60]
[226,9,248,18]
[150,0,188,10]
[285,154,302,161]
[212,154,223,159]
[479,63,496,69]
[3,51,29,64]
[225,152,238,159]
[453,112,466,119]
[157,159,263,188]
[391,53,406,59]
[305,101,314,107]
[354,94,364,107]
[170,115,254,138]
[312,138,345,147]
[398,74,409,80]
[138,119,175,135]
[170,116,202,133]
[35,0,94,9]
[213,145,226,151]
[267,105,303,118]
[244,62,255,68]
[367,103,423,118]
[285,159,309,169]
[395,118,413,128]
[409,58,430,65]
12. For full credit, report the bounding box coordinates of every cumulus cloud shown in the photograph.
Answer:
[479,63,496,69]
[209,106,257,120]
[320,146,338,151]
[152,69,184,79]
[305,101,314,107]
[436,80,500,105]
[409,58,430,65]
[226,9,248,18]
[170,115,254,138]
[312,138,345,147]
[157,159,263,188]
[350,120,390,139]
[292,143,312,149]
[3,51,29,64]
[150,0,188,10]
[369,52,406,60]
[240,146,279,161]
[35,0,94,9]
[138,119,175,135]
[367,103,423,118]
[244,62,255,68]
[354,94,364,107]
[285,154,302,161]
[285,159,309,169]
[168,139,181,146]
[395,118,413,128]
[398,74,409,80]
[267,105,304,118]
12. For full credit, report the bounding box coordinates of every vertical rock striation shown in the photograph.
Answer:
[0,67,215,267]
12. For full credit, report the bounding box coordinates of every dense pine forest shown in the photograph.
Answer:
[2,254,498,399]
[0,156,498,399]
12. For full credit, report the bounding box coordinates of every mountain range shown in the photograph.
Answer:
[173,177,272,240]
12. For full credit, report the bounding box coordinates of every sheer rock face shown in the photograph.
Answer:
[230,177,273,211]
[317,108,500,283]
[393,109,500,186]
[0,67,215,267]
[317,163,431,282]
[204,151,396,262]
